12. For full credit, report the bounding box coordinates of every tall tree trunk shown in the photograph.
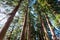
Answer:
[20,6,28,40]
[26,6,31,40]
[39,13,49,40]
[0,0,23,40]
[41,18,49,40]
[44,13,57,40]
[38,14,44,40]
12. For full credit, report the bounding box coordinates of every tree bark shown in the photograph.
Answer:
[44,13,58,40]
[27,11,31,40]
[38,14,44,40]
[0,0,23,40]
[20,6,28,40]
[41,18,49,40]
[39,13,49,40]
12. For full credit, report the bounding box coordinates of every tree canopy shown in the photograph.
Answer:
[0,0,60,40]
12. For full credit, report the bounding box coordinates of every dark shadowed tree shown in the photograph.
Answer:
[0,0,23,40]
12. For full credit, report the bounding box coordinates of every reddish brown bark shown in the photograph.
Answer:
[38,14,44,40]
[44,14,58,40]
[0,0,23,40]
[27,10,31,40]
[41,19,49,40]
[39,13,49,40]
[21,6,31,40]
[20,7,28,40]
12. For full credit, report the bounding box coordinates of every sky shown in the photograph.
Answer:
[0,1,18,31]
[0,1,23,32]
[58,0,60,1]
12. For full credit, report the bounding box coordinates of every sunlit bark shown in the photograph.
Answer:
[39,13,49,40]
[41,18,49,40]
[20,6,28,40]
[44,13,58,40]
[0,0,23,40]
[27,7,31,40]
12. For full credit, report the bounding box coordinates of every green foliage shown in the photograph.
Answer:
[0,0,60,40]
[54,14,60,27]
[5,0,19,6]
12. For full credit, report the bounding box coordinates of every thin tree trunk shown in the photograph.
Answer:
[20,6,28,40]
[0,0,23,40]
[39,13,49,40]
[44,13,57,40]
[38,14,44,40]
[25,6,31,40]
[41,18,49,40]
[22,6,31,40]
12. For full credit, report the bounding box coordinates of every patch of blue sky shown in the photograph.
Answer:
[28,0,36,7]
[58,0,60,1]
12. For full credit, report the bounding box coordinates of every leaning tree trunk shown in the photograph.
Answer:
[38,14,44,40]
[0,0,23,40]
[20,6,28,40]
[44,13,57,40]
[39,13,49,40]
